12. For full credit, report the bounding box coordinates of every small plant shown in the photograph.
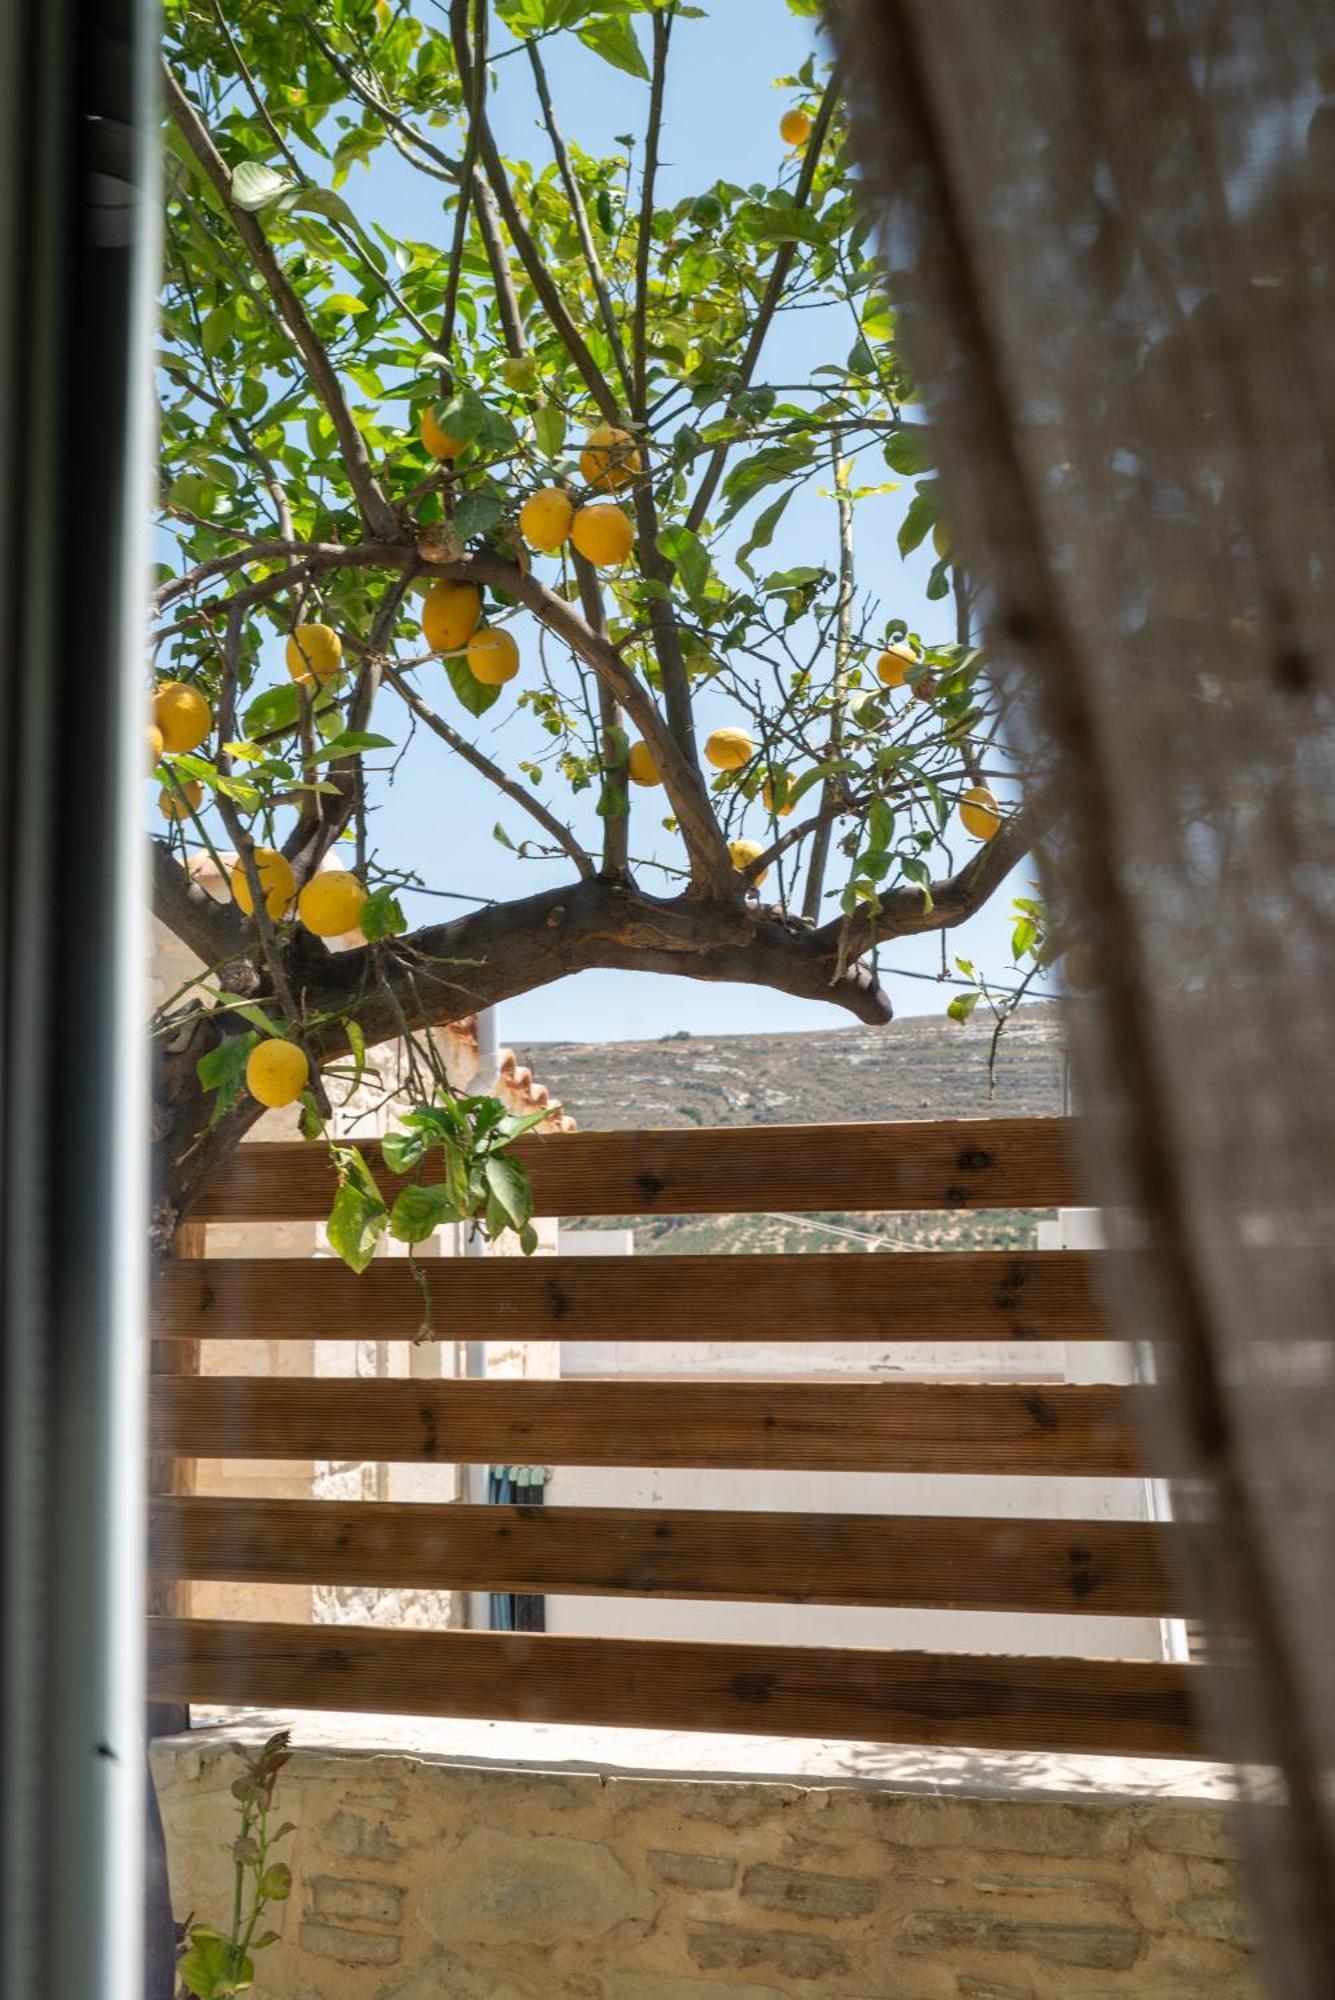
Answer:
[325,1091,551,1281]
[176,1731,294,1999]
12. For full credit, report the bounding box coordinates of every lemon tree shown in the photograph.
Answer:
[151,0,1043,1249]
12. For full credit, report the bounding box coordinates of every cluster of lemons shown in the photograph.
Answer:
[416,419,642,691]
[234,858,370,1110]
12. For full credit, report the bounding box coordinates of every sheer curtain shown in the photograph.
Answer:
[830,3,1335,1991]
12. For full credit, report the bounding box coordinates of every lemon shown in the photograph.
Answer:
[571,503,634,568]
[285,622,343,687]
[297,870,368,938]
[421,405,466,460]
[245,1037,310,1109]
[147,723,164,773]
[780,107,813,147]
[520,487,574,553]
[579,425,641,492]
[421,580,483,653]
[876,644,916,688]
[158,779,203,821]
[153,681,212,754]
[762,775,795,817]
[230,847,296,921]
[960,784,1001,841]
[467,627,520,686]
[704,726,754,771]
[729,837,768,886]
[627,739,661,787]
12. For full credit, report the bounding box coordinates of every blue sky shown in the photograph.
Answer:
[205,2,1048,1044]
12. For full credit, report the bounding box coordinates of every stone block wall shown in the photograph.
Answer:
[153,1734,1264,1999]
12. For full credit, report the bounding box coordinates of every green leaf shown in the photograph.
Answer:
[243,684,301,738]
[947,991,981,1024]
[305,731,394,764]
[258,1861,292,1902]
[195,1031,259,1127]
[382,1126,430,1175]
[390,1183,453,1243]
[735,488,792,574]
[577,15,649,79]
[884,424,933,476]
[326,1176,387,1274]
[746,202,827,247]
[444,651,502,717]
[177,1930,249,1999]
[899,854,935,910]
[867,800,894,852]
[284,185,359,231]
[483,1151,533,1232]
[230,161,294,212]
[533,403,568,457]
[656,523,710,609]
[359,888,407,941]
[720,443,814,522]
[453,493,504,541]
[897,489,936,558]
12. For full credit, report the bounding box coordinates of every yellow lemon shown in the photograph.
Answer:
[297,870,368,938]
[245,1037,310,1109]
[876,644,916,688]
[467,626,520,686]
[704,726,754,771]
[230,847,296,922]
[153,681,212,753]
[285,622,343,687]
[762,775,795,817]
[780,107,813,147]
[579,425,641,492]
[158,779,203,821]
[571,503,634,568]
[729,837,769,886]
[421,579,483,653]
[627,739,661,787]
[520,487,574,553]
[147,723,164,773]
[960,784,1001,841]
[421,404,466,460]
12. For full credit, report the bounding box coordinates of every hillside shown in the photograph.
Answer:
[515,1003,1067,1254]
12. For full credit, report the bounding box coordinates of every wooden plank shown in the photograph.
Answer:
[147,1618,1204,1758]
[148,1218,204,1738]
[149,1497,1179,1616]
[150,1378,1147,1476]
[153,1249,1109,1345]
[187,1116,1084,1223]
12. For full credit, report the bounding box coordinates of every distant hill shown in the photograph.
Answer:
[516,1003,1068,1255]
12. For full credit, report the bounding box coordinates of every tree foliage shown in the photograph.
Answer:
[151,0,1042,1240]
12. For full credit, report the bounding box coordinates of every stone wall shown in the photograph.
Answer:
[153,1731,1263,2000]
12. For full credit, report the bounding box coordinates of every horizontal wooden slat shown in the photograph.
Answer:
[153,1249,1110,1344]
[148,1618,1203,1757]
[150,1497,1179,1616]
[151,1378,1147,1476]
[187,1116,1084,1223]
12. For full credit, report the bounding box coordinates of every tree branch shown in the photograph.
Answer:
[572,553,629,879]
[379,655,596,880]
[449,4,621,425]
[151,838,251,968]
[161,61,399,543]
[815,804,1044,957]
[633,6,672,420]
[528,40,634,406]
[685,64,844,535]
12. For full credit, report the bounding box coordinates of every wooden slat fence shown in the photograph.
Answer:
[149,1115,1205,1759]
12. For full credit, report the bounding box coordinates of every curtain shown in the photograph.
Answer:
[829,4,1335,1991]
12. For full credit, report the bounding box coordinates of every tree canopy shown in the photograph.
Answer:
[152,0,1043,1244]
